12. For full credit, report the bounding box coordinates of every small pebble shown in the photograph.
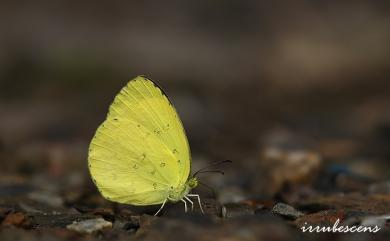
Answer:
[66,218,112,234]
[1,212,32,228]
[271,203,304,220]
[360,215,390,228]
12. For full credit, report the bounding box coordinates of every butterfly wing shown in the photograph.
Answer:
[88,76,191,205]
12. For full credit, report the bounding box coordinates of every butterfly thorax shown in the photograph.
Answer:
[167,177,198,202]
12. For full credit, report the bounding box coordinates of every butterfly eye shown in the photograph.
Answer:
[187,178,198,188]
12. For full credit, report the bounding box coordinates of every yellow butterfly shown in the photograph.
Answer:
[88,76,203,215]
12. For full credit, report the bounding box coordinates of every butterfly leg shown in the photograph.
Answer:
[187,194,204,214]
[154,199,167,216]
[181,199,188,212]
[184,196,194,211]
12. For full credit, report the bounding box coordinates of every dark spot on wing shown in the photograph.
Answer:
[154,129,161,135]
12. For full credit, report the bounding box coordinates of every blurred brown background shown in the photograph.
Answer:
[1,1,390,202]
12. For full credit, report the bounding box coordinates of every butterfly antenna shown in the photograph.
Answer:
[192,160,232,177]
[195,170,225,176]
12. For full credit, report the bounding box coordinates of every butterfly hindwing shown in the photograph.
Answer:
[88,76,191,205]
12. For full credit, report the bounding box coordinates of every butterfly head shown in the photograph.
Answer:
[187,177,198,189]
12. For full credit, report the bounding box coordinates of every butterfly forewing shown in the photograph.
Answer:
[88,76,191,205]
